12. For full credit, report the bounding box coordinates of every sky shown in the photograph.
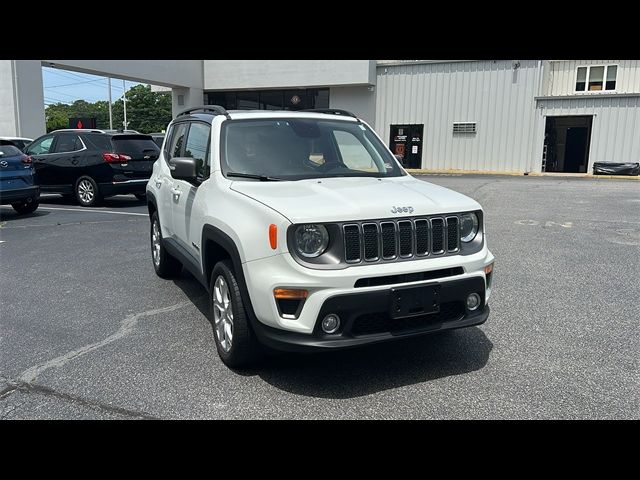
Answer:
[42,67,144,106]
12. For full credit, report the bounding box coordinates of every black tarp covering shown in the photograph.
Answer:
[593,162,639,176]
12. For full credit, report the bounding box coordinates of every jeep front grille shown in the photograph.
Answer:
[343,216,462,265]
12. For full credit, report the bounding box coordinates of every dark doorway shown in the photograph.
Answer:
[543,116,593,173]
[389,124,424,168]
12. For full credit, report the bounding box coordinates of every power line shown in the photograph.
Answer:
[43,67,102,83]
[46,78,108,88]
[43,89,83,100]
[44,94,71,103]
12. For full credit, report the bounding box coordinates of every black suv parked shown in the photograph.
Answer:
[25,129,160,206]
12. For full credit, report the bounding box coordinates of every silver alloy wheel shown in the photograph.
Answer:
[151,220,161,267]
[213,275,234,352]
[78,179,94,204]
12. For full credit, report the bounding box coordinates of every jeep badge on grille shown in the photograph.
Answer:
[391,206,414,214]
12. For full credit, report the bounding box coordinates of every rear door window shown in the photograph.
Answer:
[82,134,112,151]
[53,134,82,153]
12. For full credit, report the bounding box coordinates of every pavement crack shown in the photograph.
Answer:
[18,300,194,384]
[3,380,159,419]
[0,384,20,399]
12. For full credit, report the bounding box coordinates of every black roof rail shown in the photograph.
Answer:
[177,105,231,120]
[302,108,361,122]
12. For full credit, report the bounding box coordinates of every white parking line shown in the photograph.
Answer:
[38,207,147,217]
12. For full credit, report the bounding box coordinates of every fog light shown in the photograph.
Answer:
[321,314,340,334]
[466,293,481,311]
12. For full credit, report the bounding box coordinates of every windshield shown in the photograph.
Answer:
[221,118,404,180]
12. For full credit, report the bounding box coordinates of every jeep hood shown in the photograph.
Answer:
[229,175,481,223]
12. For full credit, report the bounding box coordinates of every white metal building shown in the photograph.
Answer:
[2,59,639,174]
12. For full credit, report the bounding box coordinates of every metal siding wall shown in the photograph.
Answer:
[538,96,640,169]
[375,60,541,172]
[547,60,640,96]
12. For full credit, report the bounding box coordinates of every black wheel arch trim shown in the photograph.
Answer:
[146,190,158,218]
[201,224,262,336]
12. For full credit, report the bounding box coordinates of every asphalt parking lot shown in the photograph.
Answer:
[1,175,638,419]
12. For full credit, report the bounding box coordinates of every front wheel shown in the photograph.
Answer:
[210,260,262,368]
[75,176,102,207]
[11,199,39,215]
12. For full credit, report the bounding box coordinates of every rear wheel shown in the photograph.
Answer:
[11,198,39,215]
[150,211,182,278]
[210,260,262,368]
[75,176,102,207]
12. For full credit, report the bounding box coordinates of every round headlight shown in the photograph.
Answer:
[459,213,479,243]
[294,224,329,258]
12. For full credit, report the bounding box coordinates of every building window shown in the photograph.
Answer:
[575,65,617,92]
[205,88,330,111]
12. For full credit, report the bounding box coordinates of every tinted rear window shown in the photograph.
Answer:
[0,145,23,156]
[111,136,160,154]
[82,134,112,151]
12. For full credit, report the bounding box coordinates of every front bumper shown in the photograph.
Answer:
[242,246,494,340]
[251,276,489,352]
[0,185,40,205]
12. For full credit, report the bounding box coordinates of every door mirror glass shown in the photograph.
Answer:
[170,157,198,183]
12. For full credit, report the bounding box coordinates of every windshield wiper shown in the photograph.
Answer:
[227,172,283,182]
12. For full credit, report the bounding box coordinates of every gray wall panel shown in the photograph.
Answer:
[375,60,541,172]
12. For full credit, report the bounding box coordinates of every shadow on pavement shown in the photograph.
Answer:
[39,194,146,209]
[0,207,51,222]
[172,270,493,400]
[173,271,210,317]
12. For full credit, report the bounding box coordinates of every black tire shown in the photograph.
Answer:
[11,198,39,215]
[150,211,182,278]
[75,176,102,207]
[210,259,262,368]
[134,193,146,201]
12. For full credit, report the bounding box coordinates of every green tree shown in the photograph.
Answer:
[44,85,172,133]
[45,103,70,131]
[111,84,172,133]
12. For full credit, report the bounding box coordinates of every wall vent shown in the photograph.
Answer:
[453,122,477,134]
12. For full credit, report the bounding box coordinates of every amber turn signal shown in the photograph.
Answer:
[484,263,494,274]
[269,224,277,249]
[274,288,308,300]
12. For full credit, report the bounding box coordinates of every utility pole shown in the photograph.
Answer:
[122,79,128,130]
[107,77,113,130]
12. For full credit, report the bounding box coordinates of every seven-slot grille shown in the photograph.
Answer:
[343,216,461,264]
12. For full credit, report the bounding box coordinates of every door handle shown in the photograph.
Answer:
[154,177,163,188]
[170,187,181,197]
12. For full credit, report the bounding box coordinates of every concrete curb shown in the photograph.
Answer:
[406,169,640,180]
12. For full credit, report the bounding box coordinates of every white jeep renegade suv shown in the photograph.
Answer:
[147,106,494,367]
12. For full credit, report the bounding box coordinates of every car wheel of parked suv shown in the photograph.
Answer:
[150,211,182,278]
[11,199,39,215]
[75,176,102,207]
[210,260,261,368]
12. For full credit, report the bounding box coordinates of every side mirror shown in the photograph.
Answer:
[169,157,198,183]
